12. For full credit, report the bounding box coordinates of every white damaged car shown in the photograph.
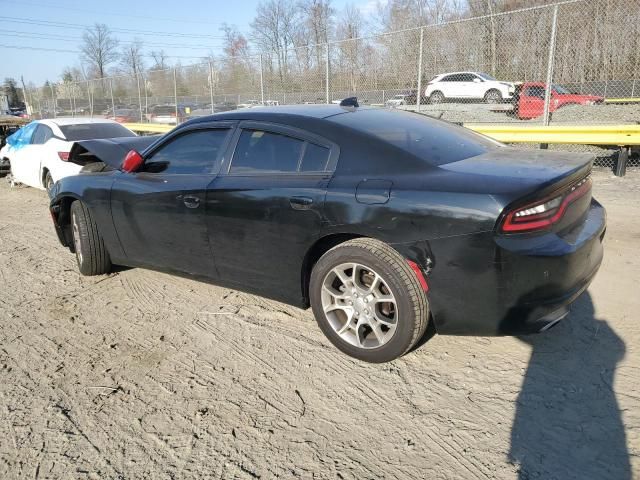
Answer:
[0,118,136,191]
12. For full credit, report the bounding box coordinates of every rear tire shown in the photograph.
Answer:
[44,171,54,193]
[70,200,111,276]
[429,91,445,104]
[309,238,429,363]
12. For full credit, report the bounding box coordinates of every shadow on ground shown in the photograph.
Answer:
[509,292,630,479]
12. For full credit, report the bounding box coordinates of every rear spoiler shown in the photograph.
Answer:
[68,135,161,169]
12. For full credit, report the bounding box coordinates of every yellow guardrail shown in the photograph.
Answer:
[465,124,640,146]
[125,121,640,147]
[123,123,173,134]
[603,98,640,104]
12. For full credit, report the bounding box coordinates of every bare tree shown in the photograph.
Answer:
[251,0,300,84]
[300,0,334,67]
[80,23,119,78]
[120,39,145,77]
[149,50,169,70]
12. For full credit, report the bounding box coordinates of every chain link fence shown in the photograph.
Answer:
[20,0,640,170]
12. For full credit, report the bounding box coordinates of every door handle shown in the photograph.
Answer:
[182,195,200,209]
[290,196,313,210]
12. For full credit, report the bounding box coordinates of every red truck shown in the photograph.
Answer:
[512,82,603,119]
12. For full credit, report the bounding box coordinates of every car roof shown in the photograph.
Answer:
[186,104,361,123]
[436,71,481,77]
[39,118,120,127]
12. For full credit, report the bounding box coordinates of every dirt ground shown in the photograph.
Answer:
[0,169,638,479]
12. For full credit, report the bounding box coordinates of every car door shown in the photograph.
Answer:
[456,73,477,98]
[8,122,38,186]
[520,86,546,118]
[467,73,487,98]
[111,123,235,276]
[206,121,338,303]
[437,74,458,98]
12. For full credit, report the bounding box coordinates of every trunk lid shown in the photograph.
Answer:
[441,147,594,233]
[68,136,161,169]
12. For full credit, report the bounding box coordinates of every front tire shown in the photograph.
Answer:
[70,200,111,276]
[484,89,502,104]
[310,238,429,363]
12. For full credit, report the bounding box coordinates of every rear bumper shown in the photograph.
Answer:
[423,198,606,335]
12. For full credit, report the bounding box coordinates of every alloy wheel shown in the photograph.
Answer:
[72,212,83,264]
[321,262,398,349]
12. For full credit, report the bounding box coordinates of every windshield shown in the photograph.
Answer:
[552,84,572,94]
[477,73,497,81]
[59,123,135,141]
[330,109,501,166]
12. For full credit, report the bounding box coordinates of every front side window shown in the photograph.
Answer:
[460,74,477,82]
[230,130,304,174]
[144,129,230,174]
[525,86,545,98]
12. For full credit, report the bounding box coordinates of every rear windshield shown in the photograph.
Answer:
[60,123,135,141]
[153,106,177,115]
[330,109,501,166]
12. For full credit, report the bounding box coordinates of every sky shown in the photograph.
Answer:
[0,0,382,85]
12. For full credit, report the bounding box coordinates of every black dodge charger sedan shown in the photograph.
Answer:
[49,104,605,362]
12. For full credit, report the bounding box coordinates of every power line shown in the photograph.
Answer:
[2,30,228,50]
[0,43,218,59]
[0,16,231,39]
[0,0,251,27]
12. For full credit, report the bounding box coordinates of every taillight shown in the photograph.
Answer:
[500,176,592,233]
[58,152,69,161]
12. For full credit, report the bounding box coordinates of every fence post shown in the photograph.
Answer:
[109,78,116,118]
[416,27,424,113]
[49,83,56,118]
[136,73,144,122]
[71,86,76,117]
[208,60,215,113]
[631,78,636,98]
[259,54,265,105]
[325,43,330,104]
[542,5,558,127]
[173,68,179,124]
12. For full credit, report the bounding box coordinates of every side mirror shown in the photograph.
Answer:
[122,150,144,173]
[473,78,482,83]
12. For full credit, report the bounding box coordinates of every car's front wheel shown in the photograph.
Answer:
[70,200,111,276]
[484,89,502,104]
[310,238,429,362]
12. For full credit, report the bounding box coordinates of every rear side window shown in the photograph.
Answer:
[144,129,230,174]
[330,109,501,166]
[231,130,304,173]
[301,143,330,172]
[60,123,134,141]
[31,124,54,144]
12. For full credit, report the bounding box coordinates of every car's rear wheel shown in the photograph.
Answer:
[484,89,502,104]
[429,91,445,104]
[70,200,111,276]
[309,238,429,363]
[44,171,54,193]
